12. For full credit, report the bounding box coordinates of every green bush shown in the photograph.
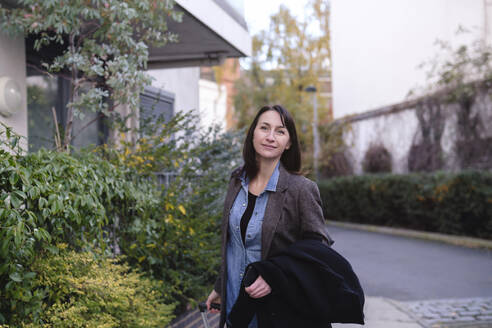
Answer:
[0,116,242,323]
[108,113,243,312]
[6,245,174,328]
[318,171,492,239]
[0,139,153,323]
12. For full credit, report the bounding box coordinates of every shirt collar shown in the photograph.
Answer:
[240,161,281,193]
[265,162,280,192]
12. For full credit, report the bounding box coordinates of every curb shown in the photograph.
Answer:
[326,221,492,250]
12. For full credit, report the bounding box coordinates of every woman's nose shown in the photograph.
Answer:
[266,131,275,141]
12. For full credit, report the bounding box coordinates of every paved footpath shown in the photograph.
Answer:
[170,297,422,328]
[169,297,492,328]
[333,297,492,328]
[400,297,492,328]
[333,297,421,328]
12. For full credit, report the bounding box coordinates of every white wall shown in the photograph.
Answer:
[147,67,200,116]
[331,0,487,119]
[0,33,27,149]
[345,109,419,174]
[198,79,227,131]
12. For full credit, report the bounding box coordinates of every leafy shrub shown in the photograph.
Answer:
[0,114,242,323]
[318,170,492,239]
[321,151,353,178]
[6,245,174,328]
[108,113,243,312]
[0,133,154,323]
[362,144,392,173]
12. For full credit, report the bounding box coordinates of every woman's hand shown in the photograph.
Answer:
[206,289,221,313]
[244,275,271,298]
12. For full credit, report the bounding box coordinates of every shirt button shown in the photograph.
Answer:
[236,225,239,229]
[242,203,246,207]
[240,273,243,277]
[247,234,251,238]
[254,212,258,215]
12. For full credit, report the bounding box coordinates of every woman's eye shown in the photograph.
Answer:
[260,126,268,130]
[276,130,285,135]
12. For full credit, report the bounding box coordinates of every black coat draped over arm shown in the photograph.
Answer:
[228,239,365,328]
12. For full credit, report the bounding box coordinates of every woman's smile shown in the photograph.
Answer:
[261,144,277,150]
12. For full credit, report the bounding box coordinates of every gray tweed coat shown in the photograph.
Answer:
[214,163,334,328]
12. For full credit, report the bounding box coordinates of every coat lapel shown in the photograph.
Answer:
[261,164,290,259]
[218,172,242,328]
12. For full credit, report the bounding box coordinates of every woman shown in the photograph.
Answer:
[206,105,334,328]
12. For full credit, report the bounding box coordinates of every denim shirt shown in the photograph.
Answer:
[225,163,280,327]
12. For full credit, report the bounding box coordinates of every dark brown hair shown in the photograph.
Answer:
[242,105,301,179]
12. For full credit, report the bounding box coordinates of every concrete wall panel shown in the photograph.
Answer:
[0,33,27,149]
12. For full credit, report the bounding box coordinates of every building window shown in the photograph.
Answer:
[139,86,174,132]
[26,68,106,152]
[26,68,66,152]
[26,32,107,152]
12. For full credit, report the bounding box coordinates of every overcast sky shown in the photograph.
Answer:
[244,0,311,36]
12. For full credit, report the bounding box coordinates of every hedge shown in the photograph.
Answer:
[318,171,492,239]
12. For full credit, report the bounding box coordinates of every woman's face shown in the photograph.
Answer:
[253,110,291,162]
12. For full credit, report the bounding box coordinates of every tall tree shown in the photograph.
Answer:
[234,0,335,173]
[0,0,182,152]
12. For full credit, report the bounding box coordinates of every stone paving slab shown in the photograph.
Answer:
[333,297,422,328]
[399,297,492,328]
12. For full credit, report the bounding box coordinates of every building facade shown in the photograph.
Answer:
[199,58,241,131]
[0,0,251,151]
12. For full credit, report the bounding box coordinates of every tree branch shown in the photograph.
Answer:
[77,20,101,48]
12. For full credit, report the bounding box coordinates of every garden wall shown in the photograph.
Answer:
[339,87,492,174]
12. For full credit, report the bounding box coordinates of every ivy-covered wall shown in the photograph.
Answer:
[340,86,492,174]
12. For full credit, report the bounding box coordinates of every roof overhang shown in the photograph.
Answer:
[1,0,252,69]
[148,0,252,69]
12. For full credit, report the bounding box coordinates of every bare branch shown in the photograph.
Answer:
[51,107,63,151]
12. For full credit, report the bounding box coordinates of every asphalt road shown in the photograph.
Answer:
[328,226,492,301]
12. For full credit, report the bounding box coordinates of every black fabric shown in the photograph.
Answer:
[228,239,365,328]
[240,192,257,245]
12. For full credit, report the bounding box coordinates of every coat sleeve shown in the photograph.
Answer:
[298,179,334,246]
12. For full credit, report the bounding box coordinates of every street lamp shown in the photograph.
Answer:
[305,85,320,181]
